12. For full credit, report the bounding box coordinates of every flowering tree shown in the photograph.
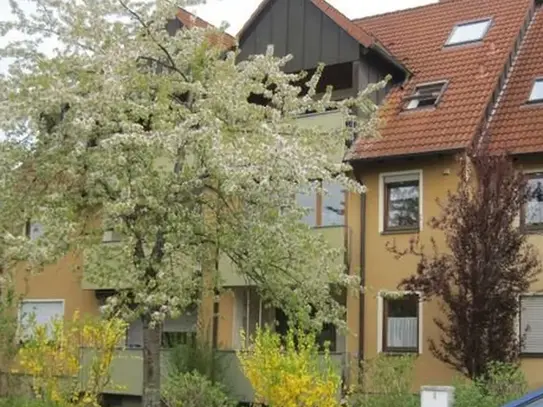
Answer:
[0,1,382,406]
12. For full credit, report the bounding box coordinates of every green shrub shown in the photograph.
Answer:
[161,371,234,407]
[347,354,418,407]
[455,362,527,407]
[0,398,62,407]
[167,338,226,384]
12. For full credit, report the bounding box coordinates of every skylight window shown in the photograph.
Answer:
[446,19,492,46]
[528,79,543,103]
[403,81,447,110]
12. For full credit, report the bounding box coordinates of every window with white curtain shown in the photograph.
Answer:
[381,293,420,353]
[19,300,64,339]
[520,295,543,355]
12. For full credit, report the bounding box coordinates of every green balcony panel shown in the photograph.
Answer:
[315,225,349,253]
[296,111,347,164]
[218,350,347,403]
[79,348,173,396]
[81,242,129,290]
[218,254,256,287]
[79,347,347,403]
[220,226,349,287]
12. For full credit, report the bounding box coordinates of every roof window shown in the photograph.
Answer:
[403,81,447,110]
[528,79,543,103]
[446,19,492,46]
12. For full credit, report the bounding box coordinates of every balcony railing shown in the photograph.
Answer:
[78,348,348,402]
[220,224,350,286]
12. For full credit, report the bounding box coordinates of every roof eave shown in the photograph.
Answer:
[347,147,464,164]
[369,42,412,77]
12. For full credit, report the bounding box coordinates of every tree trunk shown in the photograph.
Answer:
[142,315,162,407]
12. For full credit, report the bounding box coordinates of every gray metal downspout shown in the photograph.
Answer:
[358,180,366,369]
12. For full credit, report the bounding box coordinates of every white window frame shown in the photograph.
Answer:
[528,78,543,104]
[232,287,264,350]
[379,170,423,233]
[445,18,492,47]
[377,291,423,354]
[404,81,448,111]
[518,293,543,356]
[518,168,543,229]
[18,299,65,339]
[23,221,45,241]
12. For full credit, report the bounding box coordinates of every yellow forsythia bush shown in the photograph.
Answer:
[15,311,127,406]
[238,327,341,407]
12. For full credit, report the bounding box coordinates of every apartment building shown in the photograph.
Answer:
[15,0,543,405]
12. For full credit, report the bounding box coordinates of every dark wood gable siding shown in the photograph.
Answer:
[238,0,360,72]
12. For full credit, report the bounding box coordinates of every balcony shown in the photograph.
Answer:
[296,110,348,164]
[220,225,350,286]
[81,240,130,291]
[78,348,348,403]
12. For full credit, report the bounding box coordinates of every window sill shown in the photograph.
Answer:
[522,226,543,235]
[381,350,420,356]
[442,39,484,49]
[400,106,437,114]
[520,353,543,359]
[313,224,346,229]
[381,228,420,236]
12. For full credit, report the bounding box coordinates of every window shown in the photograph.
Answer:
[161,332,196,348]
[445,19,492,46]
[380,293,420,353]
[19,300,64,339]
[125,313,197,349]
[322,182,345,227]
[382,172,421,232]
[520,295,543,355]
[528,79,543,103]
[26,221,44,240]
[296,189,317,226]
[404,82,447,110]
[275,307,339,352]
[523,174,543,230]
[102,230,122,243]
[296,182,345,227]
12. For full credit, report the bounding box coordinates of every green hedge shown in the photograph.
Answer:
[0,398,62,407]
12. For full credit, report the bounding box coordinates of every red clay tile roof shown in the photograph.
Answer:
[488,6,543,155]
[176,8,236,48]
[349,0,533,160]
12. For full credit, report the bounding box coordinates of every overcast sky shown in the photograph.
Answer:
[191,0,437,34]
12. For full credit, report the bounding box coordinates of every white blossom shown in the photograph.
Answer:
[0,0,384,379]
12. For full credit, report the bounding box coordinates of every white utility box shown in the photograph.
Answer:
[420,386,455,407]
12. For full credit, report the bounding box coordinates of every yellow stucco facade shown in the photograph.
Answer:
[15,112,543,397]
[14,253,99,319]
[356,154,460,389]
[352,153,543,391]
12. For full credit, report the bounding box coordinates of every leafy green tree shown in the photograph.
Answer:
[0,1,382,406]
